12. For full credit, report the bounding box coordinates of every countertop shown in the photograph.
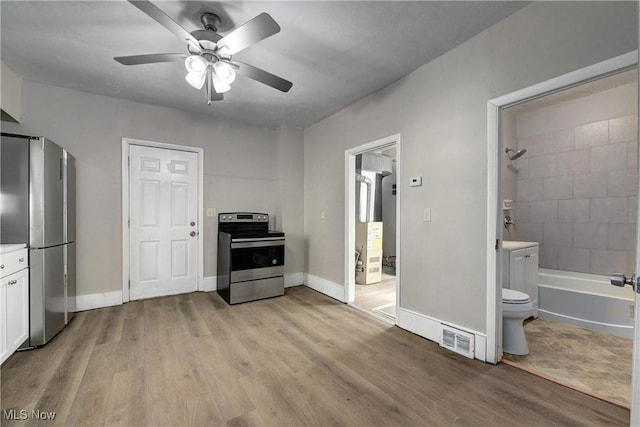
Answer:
[1,243,27,255]
[503,241,539,250]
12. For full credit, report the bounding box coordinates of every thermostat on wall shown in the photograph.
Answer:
[409,176,422,187]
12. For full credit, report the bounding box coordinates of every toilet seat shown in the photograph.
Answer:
[502,288,530,304]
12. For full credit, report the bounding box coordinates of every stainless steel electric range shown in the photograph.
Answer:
[217,212,285,304]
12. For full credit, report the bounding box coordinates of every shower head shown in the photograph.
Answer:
[505,147,527,161]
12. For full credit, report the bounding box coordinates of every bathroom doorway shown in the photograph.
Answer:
[492,59,638,409]
[345,134,401,323]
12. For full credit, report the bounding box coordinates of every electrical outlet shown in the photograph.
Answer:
[206,208,217,217]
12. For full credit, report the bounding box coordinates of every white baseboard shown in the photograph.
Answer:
[285,272,304,288]
[203,276,217,292]
[396,307,487,362]
[76,291,123,312]
[303,273,346,302]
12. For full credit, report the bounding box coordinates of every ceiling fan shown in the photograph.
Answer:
[114,0,293,105]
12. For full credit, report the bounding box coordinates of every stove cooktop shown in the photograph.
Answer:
[218,212,284,240]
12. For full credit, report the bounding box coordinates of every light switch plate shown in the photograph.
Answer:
[423,208,431,222]
[410,176,423,187]
[206,208,217,217]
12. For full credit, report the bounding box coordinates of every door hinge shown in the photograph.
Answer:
[128,156,130,165]
[128,218,130,228]
[495,239,499,251]
[128,279,130,289]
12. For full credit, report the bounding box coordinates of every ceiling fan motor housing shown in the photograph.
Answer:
[201,13,221,33]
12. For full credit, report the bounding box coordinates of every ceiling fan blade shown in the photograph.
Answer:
[216,13,280,55]
[129,0,201,51]
[114,53,186,66]
[235,61,292,92]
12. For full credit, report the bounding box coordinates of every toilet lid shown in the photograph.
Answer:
[502,288,530,304]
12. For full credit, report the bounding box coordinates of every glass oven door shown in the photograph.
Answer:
[230,238,285,282]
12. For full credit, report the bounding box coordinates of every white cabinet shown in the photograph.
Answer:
[503,242,539,316]
[1,246,29,365]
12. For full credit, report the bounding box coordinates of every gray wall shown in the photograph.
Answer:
[514,83,638,276]
[274,125,305,283]
[1,80,305,297]
[502,110,518,241]
[303,2,637,333]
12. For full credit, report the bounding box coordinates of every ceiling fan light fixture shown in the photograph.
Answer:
[213,61,236,85]
[186,70,206,90]
[185,54,207,74]
[211,74,231,93]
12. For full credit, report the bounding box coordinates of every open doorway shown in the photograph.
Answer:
[495,66,638,407]
[345,134,401,323]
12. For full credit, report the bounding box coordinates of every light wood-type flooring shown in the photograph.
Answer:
[1,286,630,426]
[354,272,396,319]
[502,317,632,408]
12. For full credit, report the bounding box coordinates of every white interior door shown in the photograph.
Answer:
[631,110,640,427]
[632,274,639,426]
[129,145,198,300]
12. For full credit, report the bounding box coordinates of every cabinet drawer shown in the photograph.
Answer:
[0,248,28,278]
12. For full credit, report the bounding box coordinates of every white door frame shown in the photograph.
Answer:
[345,133,401,319]
[121,137,204,303]
[486,51,638,366]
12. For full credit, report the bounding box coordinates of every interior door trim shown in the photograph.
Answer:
[121,137,204,303]
[344,133,401,320]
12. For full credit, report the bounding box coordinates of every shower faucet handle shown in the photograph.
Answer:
[610,273,637,292]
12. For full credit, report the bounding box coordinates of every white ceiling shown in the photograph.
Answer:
[1,1,527,129]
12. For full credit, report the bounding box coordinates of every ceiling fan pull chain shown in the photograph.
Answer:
[206,68,213,106]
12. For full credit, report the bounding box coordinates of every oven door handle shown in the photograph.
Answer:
[231,239,285,249]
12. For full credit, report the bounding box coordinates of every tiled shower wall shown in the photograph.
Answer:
[512,82,638,276]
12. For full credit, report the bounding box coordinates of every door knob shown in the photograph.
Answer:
[190,231,197,237]
[610,273,637,292]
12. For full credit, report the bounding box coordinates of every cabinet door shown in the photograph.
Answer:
[525,246,539,306]
[509,249,527,294]
[6,269,28,350]
[0,281,7,364]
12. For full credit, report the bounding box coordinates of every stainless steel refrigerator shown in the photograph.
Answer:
[1,134,76,348]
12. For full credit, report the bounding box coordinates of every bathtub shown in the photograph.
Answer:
[537,268,635,339]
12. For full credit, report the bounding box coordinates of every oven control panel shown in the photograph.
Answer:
[219,213,269,222]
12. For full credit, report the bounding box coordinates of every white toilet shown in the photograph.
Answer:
[502,288,533,356]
